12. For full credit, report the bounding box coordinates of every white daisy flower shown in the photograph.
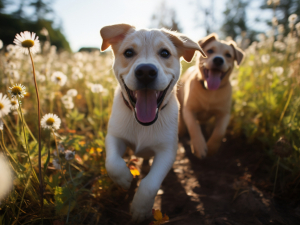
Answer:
[10,98,19,111]
[36,73,46,82]
[0,93,12,118]
[288,14,298,24]
[63,101,74,109]
[8,84,26,98]
[91,84,104,93]
[0,40,3,50]
[65,150,75,161]
[40,28,49,36]
[41,113,61,130]
[66,89,78,97]
[13,31,40,55]
[261,54,270,64]
[72,71,83,80]
[51,71,67,86]
[8,70,20,81]
[6,44,16,53]
[61,95,72,104]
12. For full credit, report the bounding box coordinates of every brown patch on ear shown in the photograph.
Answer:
[198,33,218,48]
[229,42,245,66]
[162,29,206,62]
[100,24,135,51]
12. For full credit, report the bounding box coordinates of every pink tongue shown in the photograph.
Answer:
[206,70,222,90]
[135,90,157,123]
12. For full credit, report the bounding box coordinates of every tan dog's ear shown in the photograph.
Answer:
[198,33,218,48]
[229,42,245,66]
[100,24,135,51]
[162,29,206,62]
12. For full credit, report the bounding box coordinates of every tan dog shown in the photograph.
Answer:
[178,33,245,158]
[100,24,205,222]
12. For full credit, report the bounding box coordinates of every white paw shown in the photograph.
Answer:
[105,157,133,189]
[130,181,156,222]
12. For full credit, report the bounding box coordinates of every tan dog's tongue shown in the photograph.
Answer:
[206,70,222,90]
[136,90,157,123]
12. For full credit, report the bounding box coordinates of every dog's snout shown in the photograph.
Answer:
[213,57,224,66]
[135,64,158,84]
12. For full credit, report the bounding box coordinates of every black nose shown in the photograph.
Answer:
[213,57,224,66]
[135,64,158,84]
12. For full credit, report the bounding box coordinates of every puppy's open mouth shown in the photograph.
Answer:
[203,68,228,90]
[123,80,171,126]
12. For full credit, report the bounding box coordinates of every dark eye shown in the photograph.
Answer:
[160,49,170,58]
[225,53,232,58]
[124,49,135,58]
[207,49,214,54]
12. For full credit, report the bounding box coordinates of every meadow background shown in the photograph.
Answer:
[0,0,299,224]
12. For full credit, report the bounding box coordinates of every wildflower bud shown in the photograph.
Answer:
[273,136,293,158]
[65,150,75,161]
[288,14,298,25]
[272,17,278,26]
[40,28,49,36]
[277,24,285,34]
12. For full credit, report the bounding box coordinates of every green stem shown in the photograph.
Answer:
[28,48,44,211]
[17,99,38,183]
[16,110,37,143]
[14,169,31,223]
[1,130,18,165]
[2,118,18,148]
[273,157,280,196]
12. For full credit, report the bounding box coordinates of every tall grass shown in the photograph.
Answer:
[0,40,115,224]
[230,22,300,195]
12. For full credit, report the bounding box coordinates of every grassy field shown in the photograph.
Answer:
[0,22,299,224]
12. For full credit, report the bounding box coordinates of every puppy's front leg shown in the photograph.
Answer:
[183,108,207,158]
[131,148,176,222]
[105,134,133,189]
[207,113,230,156]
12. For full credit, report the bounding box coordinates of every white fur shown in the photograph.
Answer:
[0,154,13,202]
[101,25,202,222]
[106,87,178,222]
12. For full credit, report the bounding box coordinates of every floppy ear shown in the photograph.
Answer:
[100,24,135,51]
[162,29,206,62]
[229,42,245,66]
[198,33,218,48]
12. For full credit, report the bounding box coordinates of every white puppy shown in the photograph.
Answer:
[100,24,205,222]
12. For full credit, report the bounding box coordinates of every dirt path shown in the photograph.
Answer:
[101,136,300,225]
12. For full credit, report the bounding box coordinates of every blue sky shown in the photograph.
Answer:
[51,0,226,51]
[5,0,271,52]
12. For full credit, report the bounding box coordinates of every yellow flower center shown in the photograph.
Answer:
[0,103,3,110]
[11,100,17,105]
[11,86,22,95]
[56,76,62,81]
[21,40,35,48]
[46,117,55,126]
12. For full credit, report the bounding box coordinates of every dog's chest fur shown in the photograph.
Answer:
[108,87,178,157]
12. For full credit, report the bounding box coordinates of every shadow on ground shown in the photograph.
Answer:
[101,135,300,225]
